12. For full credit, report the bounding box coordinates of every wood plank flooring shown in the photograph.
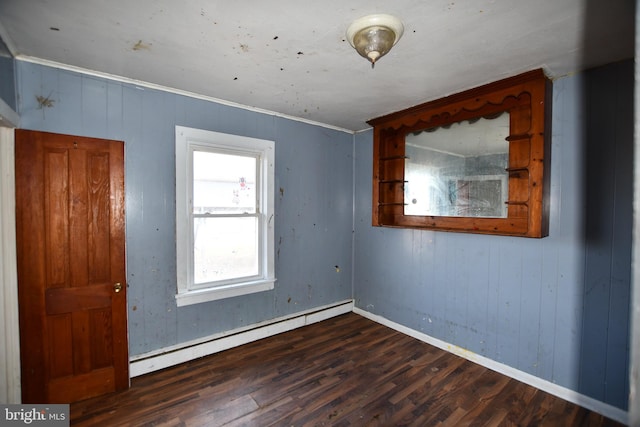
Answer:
[70,313,625,426]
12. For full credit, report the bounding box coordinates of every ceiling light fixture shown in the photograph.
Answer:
[346,14,404,68]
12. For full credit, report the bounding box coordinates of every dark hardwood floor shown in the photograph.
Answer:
[71,313,624,426]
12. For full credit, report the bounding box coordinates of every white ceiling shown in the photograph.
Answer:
[0,0,634,132]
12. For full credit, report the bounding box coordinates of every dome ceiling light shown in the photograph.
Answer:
[346,14,404,68]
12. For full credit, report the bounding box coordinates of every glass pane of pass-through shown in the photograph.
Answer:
[193,151,257,214]
[193,216,259,285]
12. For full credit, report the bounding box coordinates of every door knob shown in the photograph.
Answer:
[114,282,123,293]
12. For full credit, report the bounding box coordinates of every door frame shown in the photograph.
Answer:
[0,127,20,403]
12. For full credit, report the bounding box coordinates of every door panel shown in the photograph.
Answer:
[15,129,128,403]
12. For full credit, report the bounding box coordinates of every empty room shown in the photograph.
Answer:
[0,1,638,426]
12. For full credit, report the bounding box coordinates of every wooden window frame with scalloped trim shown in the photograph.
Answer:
[368,69,552,237]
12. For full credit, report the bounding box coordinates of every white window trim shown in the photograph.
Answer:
[175,126,275,306]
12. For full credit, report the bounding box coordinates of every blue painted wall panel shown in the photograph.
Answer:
[517,242,542,375]
[55,71,83,134]
[12,57,631,411]
[272,120,353,315]
[0,36,16,111]
[579,61,633,406]
[15,61,353,357]
[353,61,632,410]
[606,63,633,407]
[546,73,585,391]
[81,77,108,136]
[580,64,619,402]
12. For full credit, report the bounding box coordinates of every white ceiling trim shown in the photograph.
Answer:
[16,55,355,135]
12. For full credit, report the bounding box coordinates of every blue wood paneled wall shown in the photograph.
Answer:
[0,36,16,111]
[15,61,354,357]
[353,60,632,410]
[12,58,632,411]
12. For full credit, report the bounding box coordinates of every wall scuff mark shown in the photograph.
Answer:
[35,94,54,109]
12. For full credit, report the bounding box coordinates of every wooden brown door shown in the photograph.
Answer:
[15,129,128,403]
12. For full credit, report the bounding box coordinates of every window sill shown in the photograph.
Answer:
[175,279,275,307]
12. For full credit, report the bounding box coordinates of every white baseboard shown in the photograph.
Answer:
[129,299,354,377]
[353,307,629,426]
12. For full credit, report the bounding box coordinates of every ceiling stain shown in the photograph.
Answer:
[132,40,152,51]
[239,43,249,52]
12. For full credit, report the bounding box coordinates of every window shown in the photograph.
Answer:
[175,126,275,306]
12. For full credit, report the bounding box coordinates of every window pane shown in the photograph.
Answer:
[193,216,259,285]
[193,151,257,214]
